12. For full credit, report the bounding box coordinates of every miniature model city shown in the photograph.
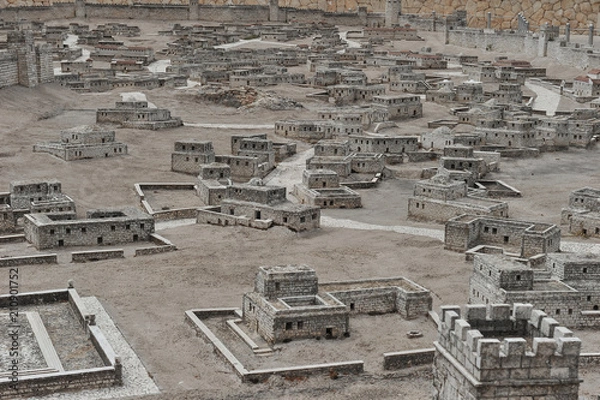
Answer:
[1,2,600,399]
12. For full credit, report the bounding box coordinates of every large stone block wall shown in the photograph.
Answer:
[0,53,18,89]
[0,0,597,30]
[408,197,507,223]
[403,0,598,30]
[383,348,435,370]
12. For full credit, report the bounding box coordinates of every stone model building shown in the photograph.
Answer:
[24,207,154,250]
[433,303,581,400]
[306,139,387,178]
[469,253,600,328]
[197,180,321,232]
[96,93,182,130]
[561,187,600,237]
[172,136,294,180]
[34,125,128,161]
[292,169,361,208]
[242,265,432,344]
[444,214,561,258]
[0,29,54,89]
[408,169,508,223]
[9,179,75,214]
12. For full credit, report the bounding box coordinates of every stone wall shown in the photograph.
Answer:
[0,0,598,30]
[408,197,508,223]
[403,0,597,30]
[0,52,18,89]
[71,249,124,262]
[0,253,57,267]
[383,348,435,370]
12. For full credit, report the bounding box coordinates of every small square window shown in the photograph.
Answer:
[285,322,292,330]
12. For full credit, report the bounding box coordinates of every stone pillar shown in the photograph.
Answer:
[444,17,449,44]
[432,11,436,32]
[269,0,279,22]
[188,0,198,20]
[589,24,594,47]
[385,0,400,28]
[565,22,570,43]
[75,0,86,18]
[486,12,491,29]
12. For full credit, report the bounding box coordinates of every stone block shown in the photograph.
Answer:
[553,326,573,339]
[464,304,487,321]
[533,337,558,356]
[540,316,559,337]
[488,303,511,320]
[529,309,547,329]
[557,336,581,356]
[454,318,471,340]
[512,303,533,320]
[440,305,461,322]
[466,329,484,351]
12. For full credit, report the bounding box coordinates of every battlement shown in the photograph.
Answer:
[435,303,581,384]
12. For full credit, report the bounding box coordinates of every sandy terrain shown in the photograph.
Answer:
[0,19,599,399]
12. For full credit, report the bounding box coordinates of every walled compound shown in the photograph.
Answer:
[197,179,320,232]
[96,93,182,130]
[444,214,561,259]
[433,303,582,400]
[34,125,128,161]
[291,169,361,209]
[408,169,508,224]
[561,187,600,238]
[172,135,296,181]
[469,253,600,329]
[243,265,432,343]
[0,284,122,399]
[24,207,154,250]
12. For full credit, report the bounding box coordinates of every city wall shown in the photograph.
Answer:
[1,0,597,30]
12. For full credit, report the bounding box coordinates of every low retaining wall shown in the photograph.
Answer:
[580,353,600,365]
[0,254,57,267]
[151,207,198,222]
[383,348,435,370]
[71,249,124,263]
[197,208,272,230]
[186,308,364,383]
[135,233,177,256]
[0,234,26,244]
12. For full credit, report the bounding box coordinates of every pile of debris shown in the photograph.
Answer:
[191,84,303,110]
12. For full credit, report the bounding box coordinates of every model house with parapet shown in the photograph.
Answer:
[439,144,499,180]
[172,136,294,180]
[433,303,581,400]
[96,93,182,130]
[292,169,361,209]
[469,253,600,328]
[306,139,387,179]
[9,180,76,215]
[0,180,75,234]
[274,119,363,143]
[444,214,561,259]
[196,180,320,232]
[242,265,432,344]
[561,187,600,237]
[34,125,128,161]
[408,169,508,223]
[24,207,154,250]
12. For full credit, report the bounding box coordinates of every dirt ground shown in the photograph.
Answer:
[1,19,600,399]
